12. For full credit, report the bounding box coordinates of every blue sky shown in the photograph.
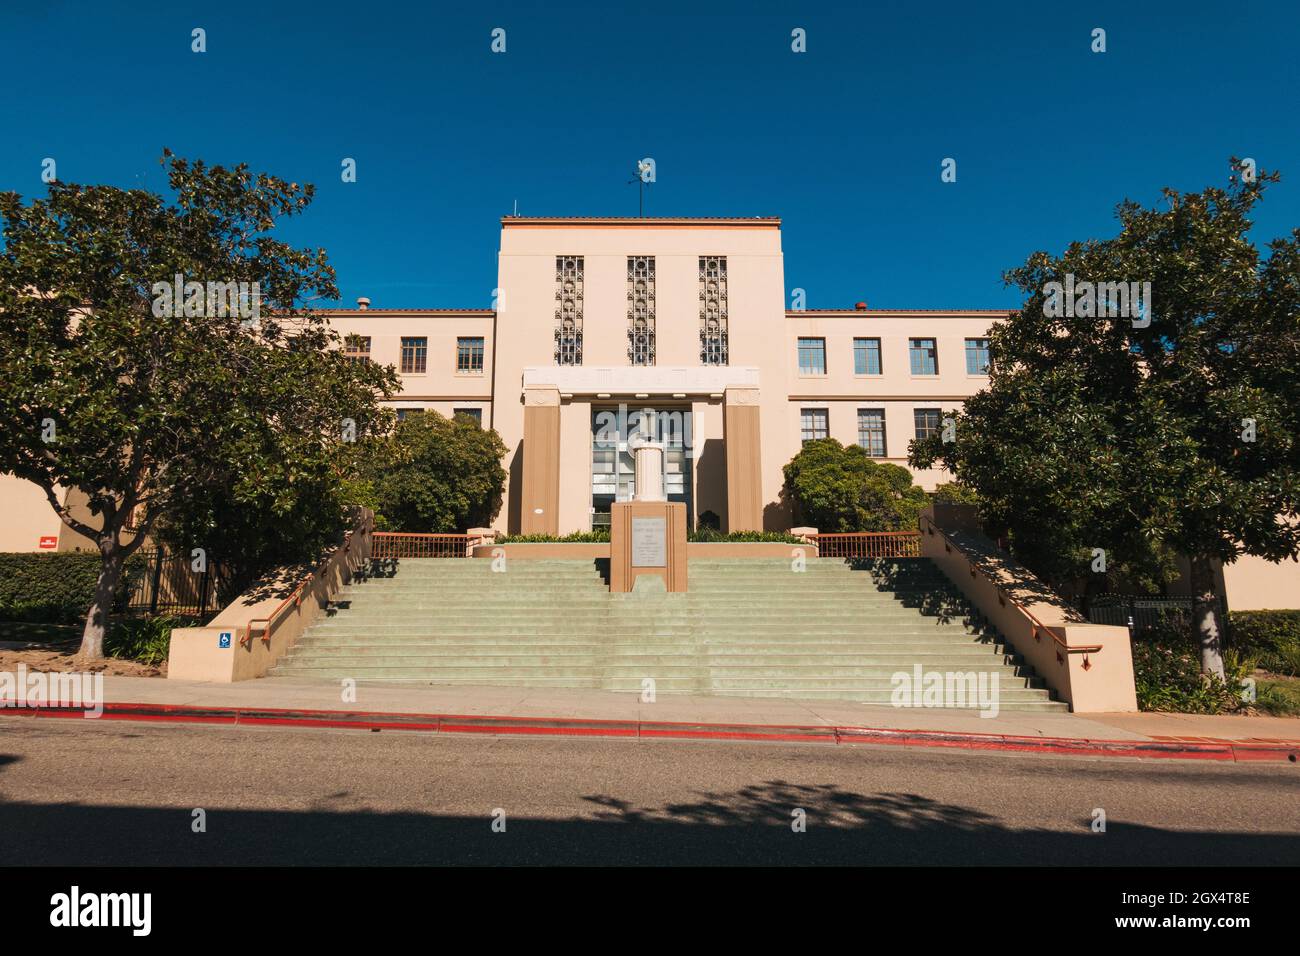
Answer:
[2,0,1297,311]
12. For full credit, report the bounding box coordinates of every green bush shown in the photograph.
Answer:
[1254,677,1300,717]
[783,439,929,532]
[497,530,611,543]
[367,412,507,533]
[1131,615,1242,713]
[104,615,188,666]
[0,552,144,624]
[688,528,804,543]
[1228,610,1300,676]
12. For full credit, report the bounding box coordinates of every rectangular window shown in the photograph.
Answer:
[909,337,938,376]
[797,337,826,375]
[854,337,881,375]
[800,408,829,443]
[396,408,424,422]
[453,408,482,426]
[965,337,991,375]
[858,408,887,457]
[343,334,371,363]
[400,336,427,374]
[914,408,941,440]
[457,336,484,373]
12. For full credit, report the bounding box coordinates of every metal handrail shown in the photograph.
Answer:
[918,514,1104,657]
[806,530,922,558]
[240,518,371,646]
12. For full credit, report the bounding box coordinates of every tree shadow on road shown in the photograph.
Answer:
[1,774,1296,866]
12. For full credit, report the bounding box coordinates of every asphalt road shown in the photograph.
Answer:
[1,718,1297,866]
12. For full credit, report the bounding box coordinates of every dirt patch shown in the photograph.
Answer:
[0,638,165,678]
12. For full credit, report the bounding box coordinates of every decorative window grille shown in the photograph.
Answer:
[627,256,655,365]
[555,256,584,365]
[699,255,728,365]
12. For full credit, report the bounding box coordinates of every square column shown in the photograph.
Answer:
[724,386,763,532]
[520,385,561,535]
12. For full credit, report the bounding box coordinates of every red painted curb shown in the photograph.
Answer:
[3,701,1298,763]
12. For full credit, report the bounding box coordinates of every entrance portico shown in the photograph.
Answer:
[519,366,764,535]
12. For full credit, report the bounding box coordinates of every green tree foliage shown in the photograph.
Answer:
[783,438,929,532]
[0,153,397,656]
[911,161,1300,678]
[931,481,982,508]
[367,412,507,533]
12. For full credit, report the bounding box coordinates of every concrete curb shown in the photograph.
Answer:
[5,700,1299,763]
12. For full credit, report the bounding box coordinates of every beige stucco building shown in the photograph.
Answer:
[327,216,1003,537]
[4,214,1295,612]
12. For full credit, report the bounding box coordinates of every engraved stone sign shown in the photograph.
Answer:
[631,516,667,567]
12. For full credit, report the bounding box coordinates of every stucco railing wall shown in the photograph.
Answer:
[167,510,374,682]
[919,507,1137,713]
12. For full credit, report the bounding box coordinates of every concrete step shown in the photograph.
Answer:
[279,555,1060,710]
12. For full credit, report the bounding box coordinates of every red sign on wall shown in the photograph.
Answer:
[38,536,58,550]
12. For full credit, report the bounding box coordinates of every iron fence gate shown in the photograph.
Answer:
[122,549,232,618]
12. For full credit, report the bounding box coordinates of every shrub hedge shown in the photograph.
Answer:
[687,528,805,544]
[1130,613,1247,714]
[1228,610,1300,677]
[495,529,806,544]
[0,552,142,624]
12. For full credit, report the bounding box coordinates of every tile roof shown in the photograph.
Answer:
[787,308,1012,316]
[501,215,780,226]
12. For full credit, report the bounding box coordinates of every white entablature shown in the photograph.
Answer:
[521,365,760,396]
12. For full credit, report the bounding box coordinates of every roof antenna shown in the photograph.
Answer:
[628,159,653,217]
[512,199,518,217]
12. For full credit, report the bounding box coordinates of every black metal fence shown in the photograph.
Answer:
[122,549,233,618]
[1086,595,1228,630]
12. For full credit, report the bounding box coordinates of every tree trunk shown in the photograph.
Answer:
[78,545,126,659]
[1189,553,1225,680]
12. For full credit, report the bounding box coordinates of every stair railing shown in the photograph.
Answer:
[241,511,373,647]
[806,531,921,559]
[919,514,1104,666]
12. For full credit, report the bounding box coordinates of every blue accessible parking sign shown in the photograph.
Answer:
[218,632,233,649]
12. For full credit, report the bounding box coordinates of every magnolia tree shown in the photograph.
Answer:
[0,153,397,657]
[911,161,1300,678]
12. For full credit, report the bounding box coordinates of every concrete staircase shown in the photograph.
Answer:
[270,557,1065,711]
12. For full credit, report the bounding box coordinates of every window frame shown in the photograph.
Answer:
[857,407,887,458]
[854,337,882,376]
[800,407,829,444]
[909,337,939,376]
[965,337,991,375]
[456,336,485,374]
[797,337,827,376]
[400,336,428,374]
[913,407,942,441]
[342,334,371,364]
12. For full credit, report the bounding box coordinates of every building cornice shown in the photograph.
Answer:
[502,216,780,229]
[786,309,1011,318]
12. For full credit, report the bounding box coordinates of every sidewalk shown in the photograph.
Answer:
[4,675,1298,762]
